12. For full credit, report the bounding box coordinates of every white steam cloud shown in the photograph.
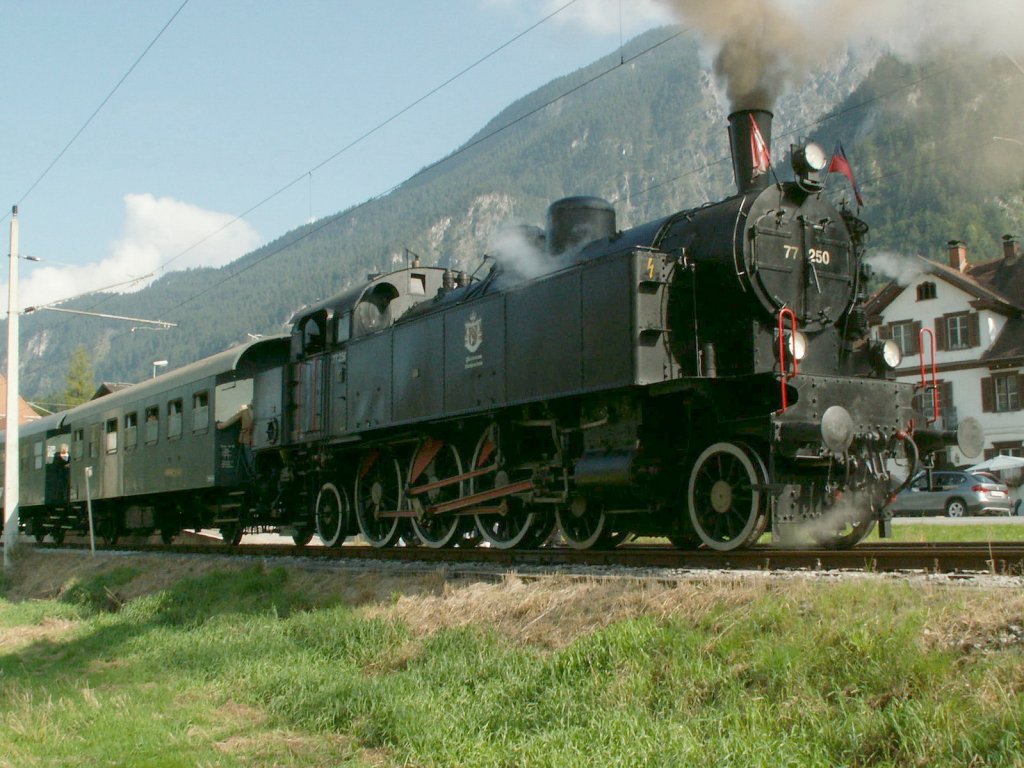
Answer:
[2,194,261,312]
[866,251,925,286]
[656,0,1024,110]
[488,225,551,282]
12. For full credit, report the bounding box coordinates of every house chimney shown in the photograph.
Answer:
[947,240,968,272]
[1002,234,1021,265]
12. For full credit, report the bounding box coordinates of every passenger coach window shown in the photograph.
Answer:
[33,441,43,470]
[125,413,138,450]
[145,407,159,445]
[73,429,84,459]
[192,392,209,434]
[168,399,183,439]
[105,418,118,454]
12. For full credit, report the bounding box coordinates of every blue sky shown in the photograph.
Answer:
[1,0,671,310]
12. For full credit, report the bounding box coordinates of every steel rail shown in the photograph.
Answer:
[30,539,1024,575]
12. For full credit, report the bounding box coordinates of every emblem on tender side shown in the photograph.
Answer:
[464,312,483,369]
[464,312,483,353]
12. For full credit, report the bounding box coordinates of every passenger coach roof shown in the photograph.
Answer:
[0,411,66,444]
[65,335,289,421]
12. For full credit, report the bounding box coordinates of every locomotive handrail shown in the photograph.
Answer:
[777,308,799,413]
[917,327,939,425]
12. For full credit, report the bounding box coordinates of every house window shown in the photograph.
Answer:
[913,381,954,424]
[916,282,936,301]
[168,399,183,439]
[890,321,918,356]
[105,418,118,454]
[145,406,159,445]
[995,374,1020,412]
[192,391,209,434]
[946,314,971,350]
[125,412,138,450]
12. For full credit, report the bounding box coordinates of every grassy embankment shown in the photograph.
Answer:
[1,548,1023,767]
[871,521,1024,543]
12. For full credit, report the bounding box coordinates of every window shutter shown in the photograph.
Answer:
[878,324,891,341]
[934,317,947,351]
[911,321,922,355]
[968,313,980,348]
[981,377,995,412]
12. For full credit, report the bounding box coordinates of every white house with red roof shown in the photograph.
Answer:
[867,236,1024,472]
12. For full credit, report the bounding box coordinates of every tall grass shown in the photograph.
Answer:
[2,563,1022,767]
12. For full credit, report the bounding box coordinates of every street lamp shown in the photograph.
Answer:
[152,360,168,378]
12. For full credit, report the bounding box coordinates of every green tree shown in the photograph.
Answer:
[62,345,95,407]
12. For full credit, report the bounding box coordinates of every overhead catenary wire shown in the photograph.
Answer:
[13,0,592,379]
[152,0,586,276]
[1,0,192,224]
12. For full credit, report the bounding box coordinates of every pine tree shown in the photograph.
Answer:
[62,345,95,407]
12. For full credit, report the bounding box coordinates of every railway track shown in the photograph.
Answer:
[29,539,1024,575]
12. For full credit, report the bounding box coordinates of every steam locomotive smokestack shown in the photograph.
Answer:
[728,109,773,195]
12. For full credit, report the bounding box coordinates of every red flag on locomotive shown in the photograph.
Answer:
[828,142,864,207]
[749,114,771,177]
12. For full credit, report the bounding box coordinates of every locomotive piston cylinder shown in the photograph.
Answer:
[573,451,636,487]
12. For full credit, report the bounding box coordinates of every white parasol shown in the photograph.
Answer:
[967,455,1024,473]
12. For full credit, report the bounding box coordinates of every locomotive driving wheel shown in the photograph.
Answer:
[687,441,769,551]
[471,423,538,549]
[315,481,350,547]
[354,449,403,548]
[409,440,466,549]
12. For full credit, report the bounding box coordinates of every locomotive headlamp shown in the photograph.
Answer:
[792,142,828,175]
[774,329,808,361]
[869,339,903,371]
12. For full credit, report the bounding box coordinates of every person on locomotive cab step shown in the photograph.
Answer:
[217,403,254,444]
[217,403,254,473]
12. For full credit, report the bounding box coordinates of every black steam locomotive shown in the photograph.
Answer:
[7,110,980,551]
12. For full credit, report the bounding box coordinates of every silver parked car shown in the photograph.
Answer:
[888,471,1013,517]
